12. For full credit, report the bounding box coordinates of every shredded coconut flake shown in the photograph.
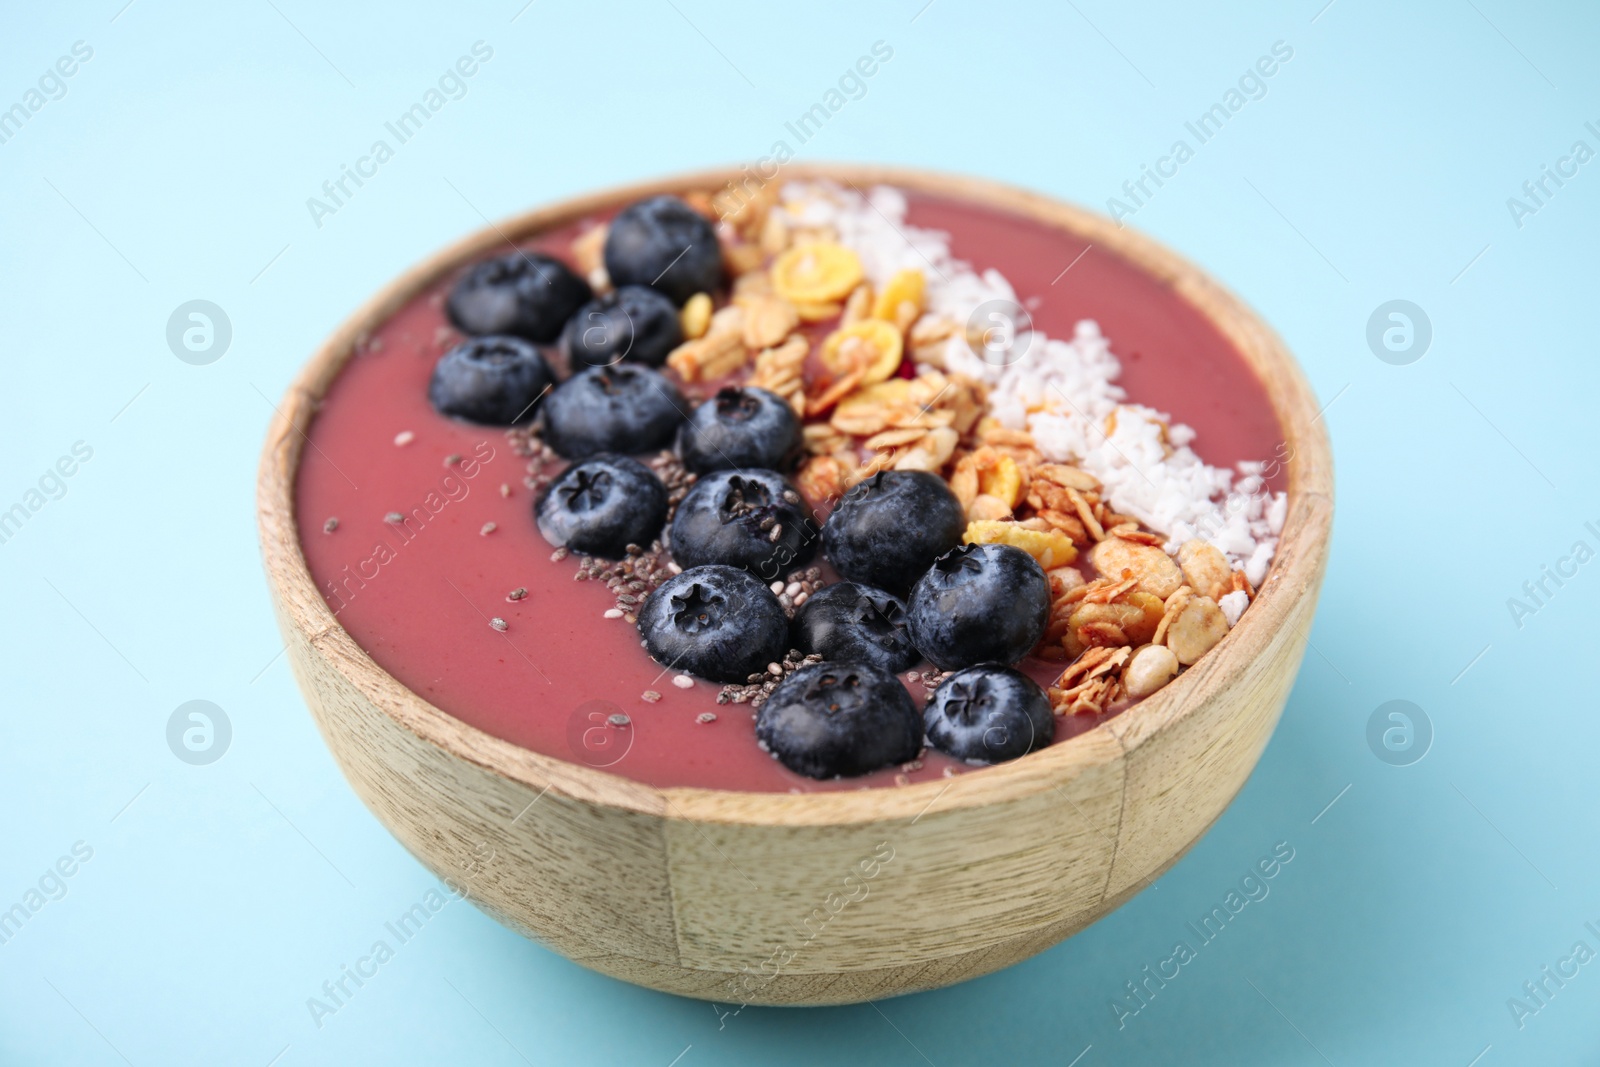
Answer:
[780,181,1287,578]
[1219,590,1251,627]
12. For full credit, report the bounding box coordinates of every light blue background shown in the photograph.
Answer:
[2,1,1595,1063]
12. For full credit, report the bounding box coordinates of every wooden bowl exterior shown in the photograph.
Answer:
[257,165,1333,1006]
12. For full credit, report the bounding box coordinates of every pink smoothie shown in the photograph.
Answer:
[293,191,1284,792]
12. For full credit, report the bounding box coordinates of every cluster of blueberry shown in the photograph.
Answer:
[426,194,1057,780]
[429,195,713,426]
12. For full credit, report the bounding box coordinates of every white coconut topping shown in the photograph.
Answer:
[1219,589,1251,627]
[778,181,1287,588]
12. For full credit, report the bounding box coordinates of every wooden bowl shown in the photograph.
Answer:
[257,165,1332,1007]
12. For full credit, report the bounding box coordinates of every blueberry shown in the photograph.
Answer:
[562,285,683,369]
[636,565,788,683]
[906,543,1050,670]
[924,665,1054,764]
[542,364,686,459]
[791,582,919,674]
[821,470,966,595]
[535,454,667,559]
[678,387,802,475]
[603,195,723,305]
[669,469,818,578]
[447,252,591,342]
[755,662,922,779]
[428,336,553,425]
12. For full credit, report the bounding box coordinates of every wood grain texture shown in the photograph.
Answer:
[256,164,1333,1006]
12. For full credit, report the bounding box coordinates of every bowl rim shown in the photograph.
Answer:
[257,163,1333,829]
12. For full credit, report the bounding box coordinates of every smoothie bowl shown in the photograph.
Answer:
[257,165,1331,1006]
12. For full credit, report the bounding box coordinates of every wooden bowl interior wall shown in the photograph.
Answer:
[257,165,1333,1006]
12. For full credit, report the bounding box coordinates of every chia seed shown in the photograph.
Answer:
[322,517,338,533]
[512,426,560,495]
[647,451,695,522]
[716,649,823,709]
